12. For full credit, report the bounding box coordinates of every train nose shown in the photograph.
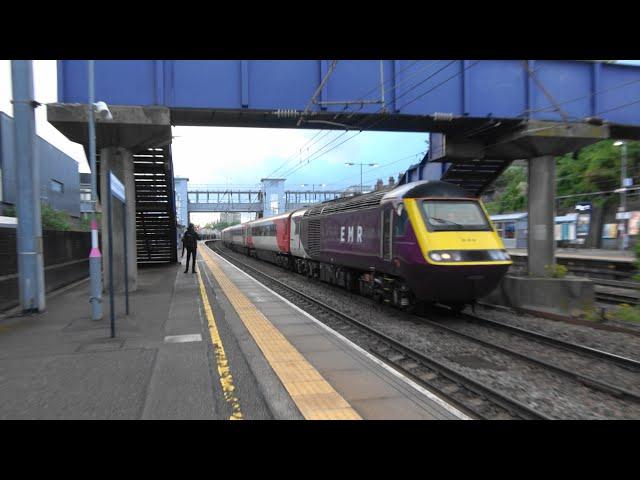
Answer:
[466,274,485,280]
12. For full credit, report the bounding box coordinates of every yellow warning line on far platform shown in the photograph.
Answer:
[200,244,361,420]
[196,265,243,420]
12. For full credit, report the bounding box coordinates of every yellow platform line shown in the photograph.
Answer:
[196,266,243,420]
[200,245,362,420]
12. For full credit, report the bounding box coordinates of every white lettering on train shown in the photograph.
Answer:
[340,225,363,244]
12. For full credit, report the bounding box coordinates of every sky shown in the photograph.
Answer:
[2,59,640,225]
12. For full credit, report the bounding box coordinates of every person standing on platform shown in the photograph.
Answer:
[182,223,200,273]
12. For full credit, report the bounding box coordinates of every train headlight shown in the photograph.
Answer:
[488,249,510,260]
[429,251,462,262]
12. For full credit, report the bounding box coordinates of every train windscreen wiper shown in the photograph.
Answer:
[428,217,464,228]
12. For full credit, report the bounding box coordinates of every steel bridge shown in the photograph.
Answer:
[186,186,343,214]
[43,59,640,295]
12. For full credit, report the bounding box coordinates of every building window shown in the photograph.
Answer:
[50,179,64,193]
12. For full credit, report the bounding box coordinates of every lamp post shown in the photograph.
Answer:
[87,60,113,321]
[345,162,378,193]
[614,140,629,250]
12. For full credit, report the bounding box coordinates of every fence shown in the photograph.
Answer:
[0,228,91,311]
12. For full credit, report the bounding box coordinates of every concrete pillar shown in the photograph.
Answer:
[100,147,137,293]
[527,155,556,276]
[11,60,45,312]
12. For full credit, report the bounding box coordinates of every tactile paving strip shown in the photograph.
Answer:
[199,245,362,420]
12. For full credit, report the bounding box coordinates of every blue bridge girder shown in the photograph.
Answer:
[57,60,640,134]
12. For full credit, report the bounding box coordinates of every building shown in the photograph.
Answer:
[174,177,189,229]
[79,172,92,217]
[0,112,80,218]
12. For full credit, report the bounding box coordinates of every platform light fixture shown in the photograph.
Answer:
[614,140,629,250]
[301,183,326,193]
[345,162,378,193]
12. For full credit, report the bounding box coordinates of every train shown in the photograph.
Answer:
[220,180,512,310]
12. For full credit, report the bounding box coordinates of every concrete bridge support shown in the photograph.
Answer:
[527,156,556,277]
[47,103,172,295]
[99,147,138,293]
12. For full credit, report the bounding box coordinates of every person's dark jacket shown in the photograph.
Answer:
[182,228,200,252]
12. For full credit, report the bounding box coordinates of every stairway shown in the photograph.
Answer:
[133,146,177,264]
[440,159,513,196]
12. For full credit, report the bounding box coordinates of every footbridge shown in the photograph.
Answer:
[186,183,343,216]
[45,59,640,286]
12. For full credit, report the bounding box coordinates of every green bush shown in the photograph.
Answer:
[609,303,640,324]
[3,203,72,231]
[582,305,603,322]
[40,203,70,231]
[544,264,568,278]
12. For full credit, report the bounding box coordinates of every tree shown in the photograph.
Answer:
[484,139,640,213]
[2,203,71,230]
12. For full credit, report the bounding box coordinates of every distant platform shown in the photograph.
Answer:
[508,248,636,264]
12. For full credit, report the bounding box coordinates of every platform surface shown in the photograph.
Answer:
[0,244,465,420]
[198,243,464,420]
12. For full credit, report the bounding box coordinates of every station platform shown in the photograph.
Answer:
[507,248,635,263]
[0,242,466,420]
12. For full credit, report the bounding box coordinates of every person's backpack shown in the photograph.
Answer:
[183,230,198,250]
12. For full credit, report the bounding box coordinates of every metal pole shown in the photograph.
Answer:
[88,60,103,320]
[107,173,115,338]
[123,201,129,315]
[11,60,45,312]
[619,142,628,250]
[360,164,363,193]
[379,60,385,111]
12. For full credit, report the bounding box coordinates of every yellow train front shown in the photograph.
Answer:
[387,181,512,307]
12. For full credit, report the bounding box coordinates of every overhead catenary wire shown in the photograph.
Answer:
[281,61,462,180]
[287,61,468,177]
[323,150,428,188]
[269,60,435,179]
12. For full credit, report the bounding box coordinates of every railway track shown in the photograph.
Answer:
[208,243,551,420]
[420,308,640,403]
[450,310,640,371]
[208,241,640,419]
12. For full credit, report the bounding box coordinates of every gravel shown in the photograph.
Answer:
[211,243,640,419]
[469,304,640,361]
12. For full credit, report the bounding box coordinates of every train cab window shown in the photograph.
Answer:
[422,200,490,231]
